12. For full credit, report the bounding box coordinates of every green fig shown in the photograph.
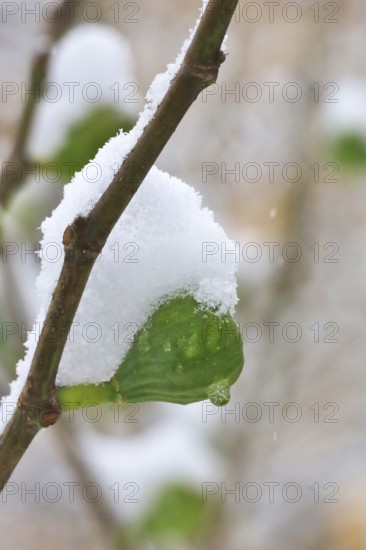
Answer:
[57,295,244,408]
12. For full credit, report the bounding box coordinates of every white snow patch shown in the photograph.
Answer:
[28,23,140,159]
[321,79,366,136]
[78,416,223,521]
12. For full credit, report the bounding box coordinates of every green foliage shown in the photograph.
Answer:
[138,483,215,541]
[44,106,136,182]
[57,295,244,408]
[331,132,366,169]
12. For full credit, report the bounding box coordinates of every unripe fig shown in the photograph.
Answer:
[57,296,244,408]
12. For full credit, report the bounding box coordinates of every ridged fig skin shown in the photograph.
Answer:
[116,296,244,405]
[57,296,244,409]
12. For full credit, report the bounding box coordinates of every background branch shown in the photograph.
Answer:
[0,0,79,369]
[54,418,126,547]
[0,0,79,207]
[0,0,240,491]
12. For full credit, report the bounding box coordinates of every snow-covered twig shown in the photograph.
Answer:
[0,0,240,490]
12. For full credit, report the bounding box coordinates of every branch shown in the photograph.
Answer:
[0,1,80,366]
[0,0,240,491]
[0,0,79,206]
[54,419,123,545]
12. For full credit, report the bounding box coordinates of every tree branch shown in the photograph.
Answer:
[0,0,79,206]
[0,0,240,491]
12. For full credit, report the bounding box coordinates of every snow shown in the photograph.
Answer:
[14,168,237,390]
[78,415,224,522]
[0,1,237,433]
[27,23,140,160]
[321,79,366,136]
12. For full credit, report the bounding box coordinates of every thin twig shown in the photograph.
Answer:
[0,0,240,491]
[0,0,79,368]
[0,0,79,206]
[55,418,124,547]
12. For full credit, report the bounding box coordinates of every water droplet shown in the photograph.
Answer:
[163,341,171,352]
[207,381,231,406]
[177,335,189,349]
[175,364,184,374]
[178,333,200,358]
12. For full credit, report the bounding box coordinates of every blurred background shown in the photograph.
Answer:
[0,0,365,548]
